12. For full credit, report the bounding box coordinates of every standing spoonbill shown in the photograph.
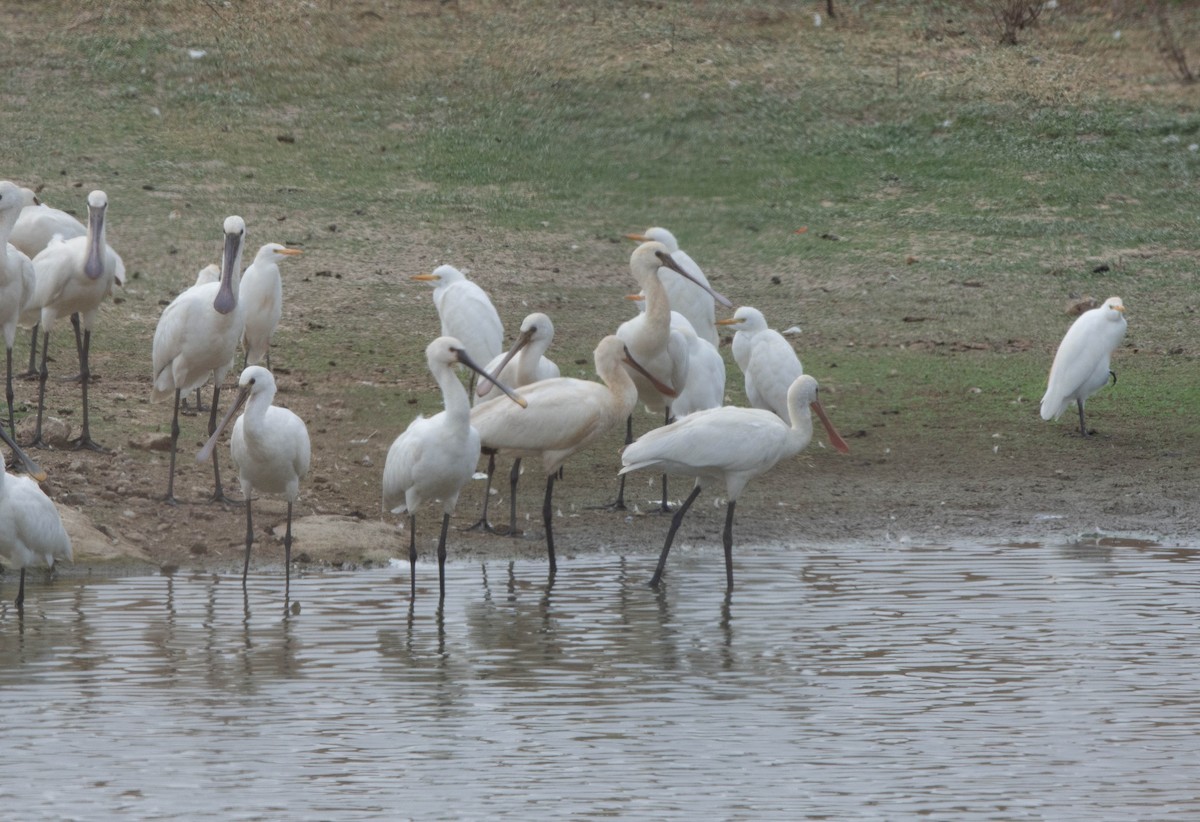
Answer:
[718,306,804,423]
[411,265,503,392]
[0,423,71,608]
[383,337,526,599]
[197,366,311,600]
[0,182,37,434]
[469,312,561,536]
[152,216,247,503]
[240,242,303,368]
[625,227,720,346]
[1040,296,1127,437]
[470,334,677,574]
[613,240,732,510]
[620,374,849,590]
[26,190,122,451]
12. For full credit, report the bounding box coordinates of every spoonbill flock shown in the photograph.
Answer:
[0,184,1131,605]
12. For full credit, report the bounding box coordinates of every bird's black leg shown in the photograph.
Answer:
[16,568,27,609]
[650,483,702,588]
[658,405,673,513]
[209,383,236,504]
[21,324,38,379]
[723,499,737,591]
[437,511,451,602]
[164,389,181,504]
[543,472,558,574]
[502,457,524,537]
[284,500,294,607]
[594,415,633,511]
[1076,399,1091,438]
[71,327,105,451]
[242,495,254,584]
[5,345,14,433]
[408,514,418,597]
[31,330,50,447]
[463,451,498,532]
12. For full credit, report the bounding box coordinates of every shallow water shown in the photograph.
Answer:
[3,538,1200,820]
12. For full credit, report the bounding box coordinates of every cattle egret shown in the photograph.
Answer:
[470,334,676,574]
[0,423,71,608]
[152,216,247,503]
[26,190,122,450]
[383,337,525,599]
[621,374,849,590]
[240,243,302,368]
[718,306,804,422]
[470,312,561,536]
[1040,296,1127,437]
[411,265,504,390]
[626,227,720,346]
[197,366,311,601]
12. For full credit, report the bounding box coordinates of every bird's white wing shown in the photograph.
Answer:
[382,416,431,513]
[622,407,786,477]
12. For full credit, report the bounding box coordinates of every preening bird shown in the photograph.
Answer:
[197,366,311,601]
[0,181,37,433]
[1040,296,1127,437]
[664,310,724,419]
[152,216,247,503]
[26,190,123,451]
[620,374,849,590]
[718,306,804,423]
[613,240,732,510]
[626,227,719,346]
[0,423,71,608]
[239,242,302,368]
[470,334,676,574]
[469,312,561,535]
[411,265,504,390]
[383,337,526,599]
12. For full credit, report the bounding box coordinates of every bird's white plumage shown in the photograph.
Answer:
[240,242,301,366]
[152,217,247,400]
[0,183,37,392]
[471,335,640,476]
[1040,297,1127,423]
[476,312,560,402]
[383,337,484,517]
[628,227,718,346]
[11,188,127,288]
[621,374,838,501]
[227,367,311,503]
[666,311,724,419]
[0,467,73,587]
[412,265,504,369]
[720,306,803,422]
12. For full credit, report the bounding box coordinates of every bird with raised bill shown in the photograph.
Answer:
[152,216,247,503]
[621,374,849,590]
[0,423,71,609]
[197,366,311,603]
[1040,296,1127,437]
[26,190,123,451]
[383,337,526,600]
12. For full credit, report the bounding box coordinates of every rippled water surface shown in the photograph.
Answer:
[3,538,1200,820]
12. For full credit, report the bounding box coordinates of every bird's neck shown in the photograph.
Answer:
[438,367,472,423]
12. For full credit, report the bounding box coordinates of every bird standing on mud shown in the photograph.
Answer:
[1040,296,1127,437]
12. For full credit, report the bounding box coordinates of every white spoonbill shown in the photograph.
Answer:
[411,265,504,390]
[198,366,311,600]
[613,240,732,510]
[470,334,676,574]
[1040,296,1127,437]
[152,216,247,503]
[12,187,126,379]
[621,374,849,590]
[469,312,561,535]
[383,337,526,599]
[718,306,804,423]
[626,226,720,346]
[0,182,37,434]
[26,190,122,451]
[240,242,303,368]
[0,423,71,608]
